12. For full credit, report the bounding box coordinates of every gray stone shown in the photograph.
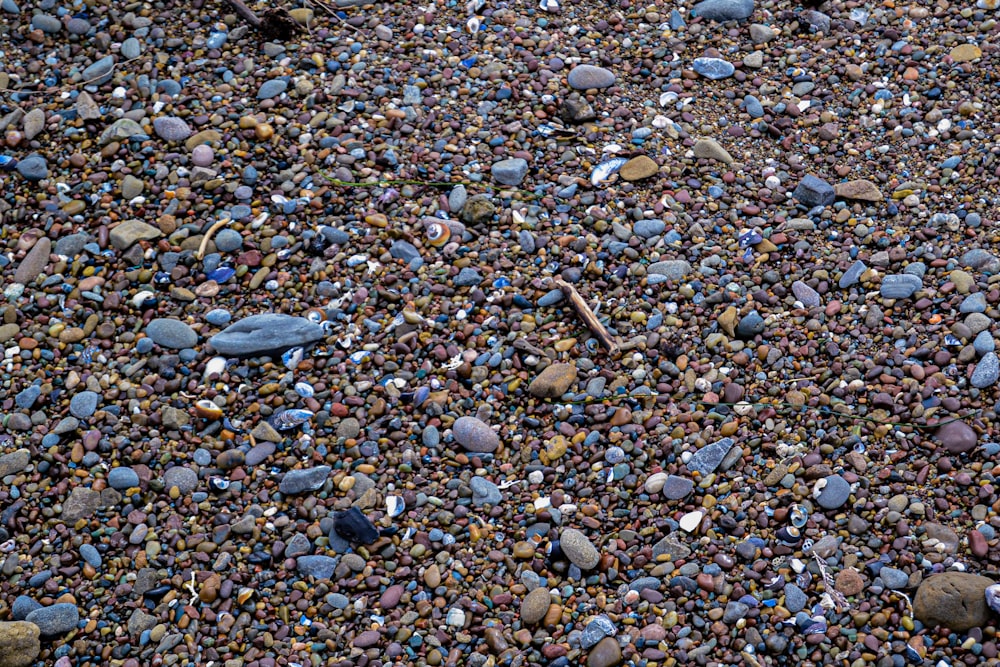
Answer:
[723,601,750,623]
[209,314,326,357]
[82,56,116,84]
[634,219,666,239]
[491,158,529,186]
[120,37,142,59]
[448,184,467,213]
[972,352,1000,388]
[452,416,500,453]
[880,567,909,590]
[962,249,998,270]
[791,280,821,307]
[454,268,481,287]
[79,544,102,569]
[784,583,808,613]
[880,274,922,299]
[687,438,735,475]
[127,609,156,637]
[283,533,312,558]
[54,233,91,257]
[66,17,90,34]
[11,597,41,621]
[815,475,851,509]
[279,466,332,495]
[692,57,735,80]
[146,319,198,350]
[389,240,420,263]
[839,260,867,288]
[30,14,61,32]
[736,311,765,339]
[647,260,691,281]
[22,108,44,141]
[974,331,995,355]
[99,118,145,144]
[15,155,48,182]
[297,555,338,579]
[652,534,691,561]
[560,527,599,570]
[107,467,140,491]
[743,94,765,117]
[0,450,30,477]
[257,79,288,100]
[121,175,144,200]
[567,65,616,90]
[26,604,79,636]
[691,0,754,21]
[69,391,99,419]
[153,117,193,142]
[470,477,502,506]
[662,475,694,500]
[14,237,51,284]
[961,293,988,314]
[213,229,243,252]
[162,466,198,494]
[792,174,836,208]
[62,488,100,522]
[14,387,39,410]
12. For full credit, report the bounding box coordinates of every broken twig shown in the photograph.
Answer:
[555,279,620,356]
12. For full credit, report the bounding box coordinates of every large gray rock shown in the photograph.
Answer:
[25,604,79,636]
[209,314,326,357]
[691,0,754,21]
[279,466,332,495]
[792,174,836,208]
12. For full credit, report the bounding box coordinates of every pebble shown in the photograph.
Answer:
[145,318,198,349]
[452,416,500,453]
[528,363,577,398]
[815,475,851,509]
[15,155,48,182]
[152,117,193,142]
[470,476,502,506]
[691,0,754,21]
[209,314,325,357]
[279,466,332,495]
[971,352,1000,388]
[25,605,79,636]
[792,174,836,208]
[521,588,551,625]
[68,391,99,419]
[491,158,529,186]
[567,65,616,90]
[914,573,994,631]
[692,57,735,80]
[559,528,600,570]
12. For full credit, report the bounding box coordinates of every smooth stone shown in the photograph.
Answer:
[14,237,51,285]
[454,267,481,287]
[82,56,115,84]
[99,118,145,144]
[15,155,48,182]
[834,179,883,201]
[470,476,502,506]
[567,65,616,90]
[214,229,243,253]
[784,583,808,613]
[521,588,551,625]
[692,57,735,80]
[619,156,658,181]
[839,260,867,288]
[25,604,79,636]
[934,420,978,453]
[815,475,851,509]
[297,555,338,579]
[662,475,694,500]
[491,158,529,186]
[692,138,734,164]
[108,467,140,491]
[120,37,142,59]
[279,466,332,495]
[0,621,40,667]
[880,567,909,590]
[162,467,198,494]
[691,0,754,21]
[257,79,288,100]
[452,416,500,453]
[145,319,197,349]
[560,528,600,570]
[31,14,61,32]
[736,311,765,339]
[791,280,821,307]
[121,175,144,200]
[880,274,922,299]
[110,219,162,249]
[0,450,30,477]
[913,573,994,631]
[61,488,100,522]
[634,219,666,238]
[587,637,622,667]
[687,438,735,475]
[792,174,836,208]
[152,117,193,142]
[528,363,577,398]
[647,260,692,281]
[69,391,99,419]
[210,314,326,357]
[972,352,1000,388]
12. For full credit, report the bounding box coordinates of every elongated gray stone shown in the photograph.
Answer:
[687,438,735,475]
[279,466,331,495]
[209,314,326,357]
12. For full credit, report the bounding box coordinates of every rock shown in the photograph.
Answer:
[560,528,600,570]
[880,274,922,299]
[127,609,156,636]
[353,629,381,648]
[687,438,735,475]
[839,260,867,288]
[0,450,30,477]
[69,392,99,419]
[528,363,577,398]
[913,572,995,631]
[0,621,40,667]
[815,475,851,510]
[634,219,666,238]
[935,420,978,454]
[22,108,44,140]
[110,219,162,249]
[647,260,692,281]
[491,158,529,186]
[459,195,495,226]
[25,604,79,636]
[567,65,616,90]
[297,555,338,579]
[452,416,500,453]
[692,138,734,164]
[691,0,754,21]
[619,155,658,181]
[880,567,909,590]
[588,636,622,667]
[210,314,326,357]
[31,14,61,32]
[162,466,198,494]
[792,174,836,208]
[75,91,101,120]
[62,488,100,522]
[214,229,243,252]
[14,237,50,285]
[470,476,502,506]
[561,97,596,123]
[454,267,481,286]
[971,352,999,388]
[736,311,765,339]
[108,467,140,491]
[257,79,288,100]
[153,117,193,142]
[662,475,694,500]
[834,179,884,201]
[120,175,144,200]
[99,118,145,144]
[82,56,115,84]
[791,281,821,307]
[951,44,982,62]
[521,588,551,625]
[15,155,48,181]
[120,37,142,59]
[279,466,332,495]
[749,23,775,43]
[145,319,198,349]
[692,57,735,80]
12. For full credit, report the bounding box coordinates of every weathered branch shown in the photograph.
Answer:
[224,0,262,27]
[555,279,621,356]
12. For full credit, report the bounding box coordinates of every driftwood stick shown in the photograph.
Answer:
[224,0,262,27]
[196,218,233,260]
[555,279,620,355]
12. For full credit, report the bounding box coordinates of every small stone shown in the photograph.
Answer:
[297,555,338,579]
[82,56,115,84]
[784,583,808,613]
[647,260,692,281]
[153,117,193,142]
[0,450,31,477]
[662,475,694,500]
[62,488,100,522]
[121,175,144,200]
[452,416,500,453]
[0,621,40,667]
[619,155,658,181]
[25,604,79,636]
[145,319,197,350]
[839,260,867,288]
[567,65,616,90]
[470,476,502,506]
[257,79,288,100]
[736,311,765,339]
[688,438,735,475]
[880,567,909,590]
[634,219,666,238]
[75,92,101,120]
[528,363,577,398]
[163,466,198,494]
[491,158,529,186]
[835,569,865,597]
[815,475,851,510]
[69,392,99,419]
[793,174,836,208]
[120,37,142,59]
[935,420,978,454]
[692,138,734,164]
[880,274,922,299]
[280,466,332,495]
[108,467,140,491]
[913,572,995,631]
[834,179,884,201]
[560,528,600,570]
[15,155,48,182]
[791,281,821,307]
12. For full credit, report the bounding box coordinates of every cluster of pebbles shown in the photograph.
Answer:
[3,0,1000,665]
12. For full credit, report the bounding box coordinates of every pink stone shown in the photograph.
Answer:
[970,529,989,558]
[191,144,215,167]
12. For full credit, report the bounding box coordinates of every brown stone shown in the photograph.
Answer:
[0,621,41,667]
[950,44,982,62]
[521,587,551,625]
[14,237,50,285]
[588,636,622,667]
[834,179,884,202]
[835,568,865,597]
[692,138,734,164]
[935,420,977,454]
[913,572,994,631]
[528,363,577,398]
[619,155,658,181]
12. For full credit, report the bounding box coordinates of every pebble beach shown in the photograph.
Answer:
[3,0,1000,665]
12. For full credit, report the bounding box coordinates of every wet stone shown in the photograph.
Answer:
[279,466,331,495]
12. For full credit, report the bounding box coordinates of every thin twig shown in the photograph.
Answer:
[196,218,233,261]
[555,279,620,355]
[0,55,145,109]
[223,0,262,27]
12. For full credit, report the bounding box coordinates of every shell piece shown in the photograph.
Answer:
[590,157,629,186]
[195,400,223,420]
[203,356,227,381]
[466,16,480,33]
[679,510,704,533]
[209,477,230,492]
[294,382,315,398]
[539,0,560,12]
[282,346,304,370]
[303,308,326,324]
[987,584,1000,614]
[333,507,380,544]
[268,409,314,431]
[132,291,157,310]
[386,496,405,518]
[425,222,451,247]
[788,504,809,528]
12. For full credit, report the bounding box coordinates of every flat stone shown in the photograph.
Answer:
[31,13,61,32]
[567,65,616,90]
[662,475,694,500]
[15,155,48,182]
[120,37,142,59]
[470,476,502,506]
[692,138,734,164]
[209,314,326,357]
[0,621,40,667]
[619,156,658,181]
[784,583,808,613]
[22,108,44,140]
[913,572,994,631]
[634,219,666,238]
[692,57,735,80]
[880,567,909,590]
[121,175,144,200]
[815,475,851,509]
[0,450,30,477]
[528,363,577,398]
[62,488,100,522]
[257,79,288,100]
[935,420,978,454]
[951,44,983,62]
[793,174,836,208]
[491,158,529,186]
[791,280,821,307]
[25,604,78,636]
[280,466,332,495]
[647,260,692,281]
[652,533,692,560]
[452,416,500,453]
[108,467,140,491]
[749,23,775,43]
[82,56,115,84]
[880,274,922,299]
[14,237,50,285]
[687,438,735,475]
[145,319,198,350]
[560,528,600,570]
[834,179,884,201]
[153,116,193,142]
[110,219,162,249]
[127,609,156,637]
[839,260,867,288]
[297,555,338,579]
[75,92,101,120]
[736,311,765,339]
[691,0,754,21]
[99,118,145,144]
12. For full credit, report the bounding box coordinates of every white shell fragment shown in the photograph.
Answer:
[386,496,405,518]
[680,510,704,533]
